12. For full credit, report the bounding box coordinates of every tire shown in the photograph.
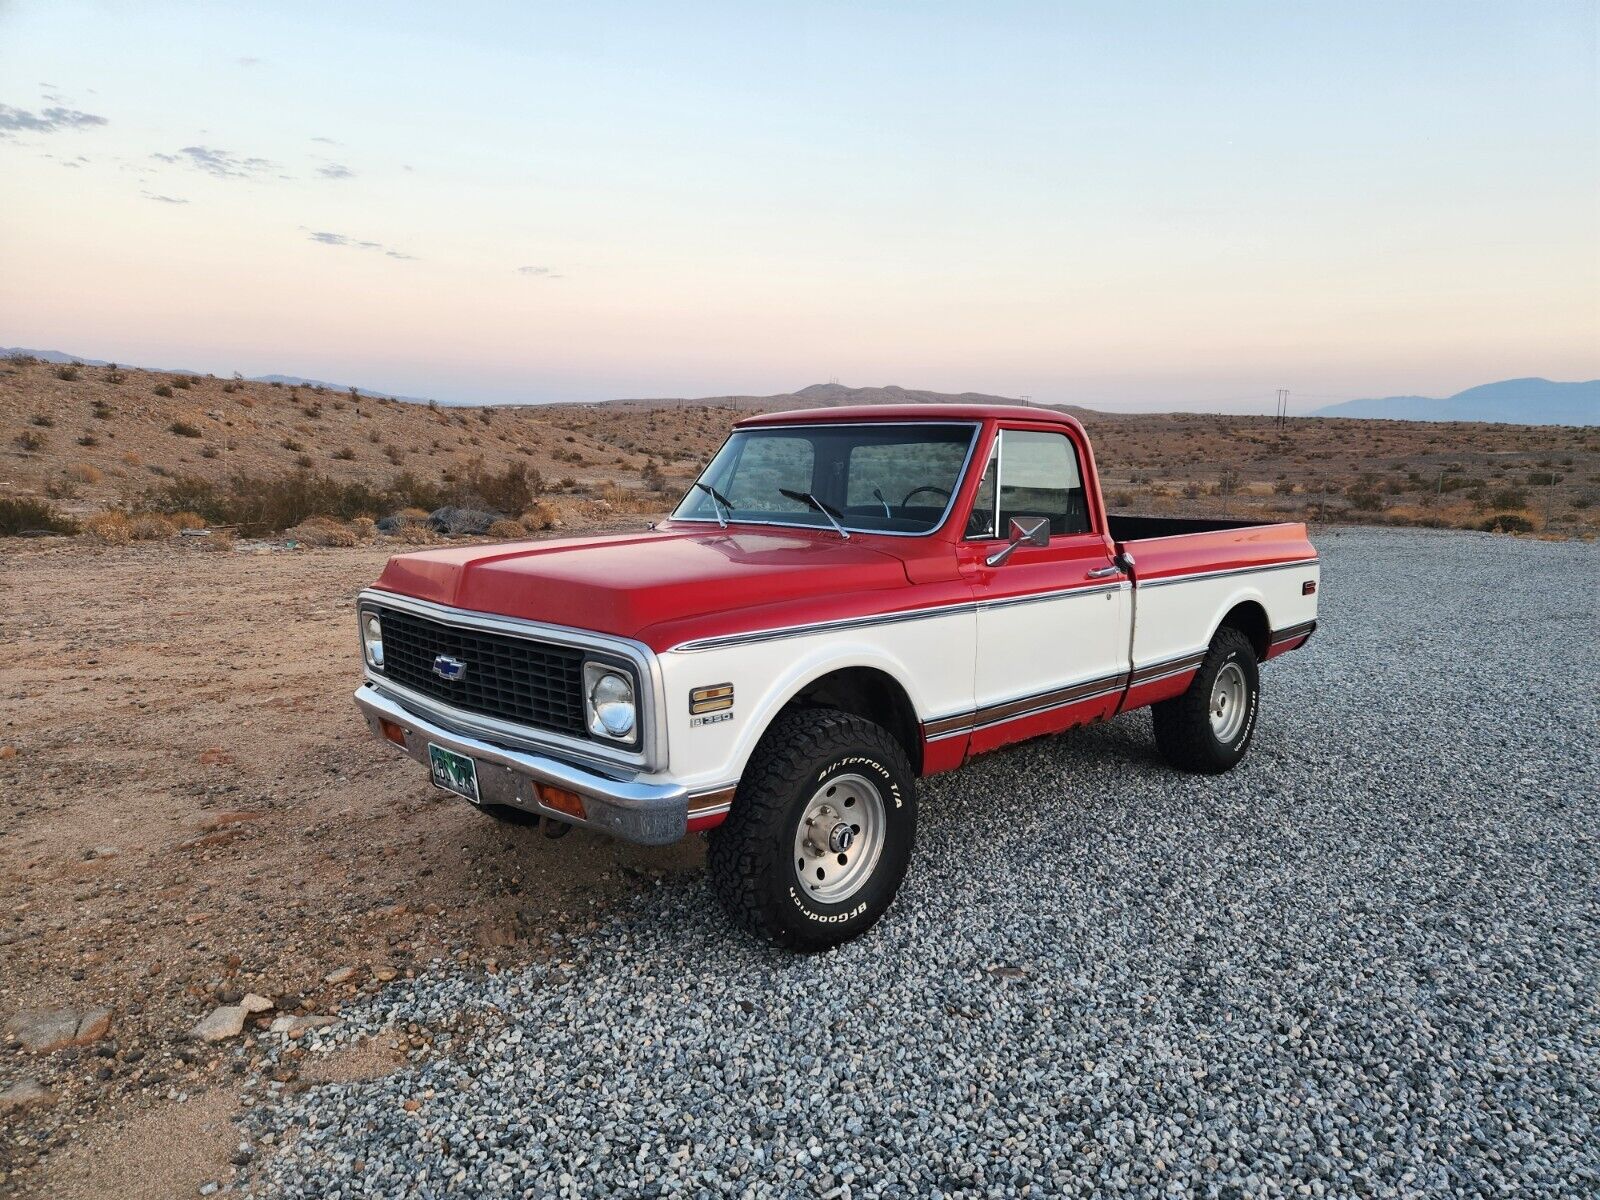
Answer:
[1152,626,1260,774]
[708,707,917,951]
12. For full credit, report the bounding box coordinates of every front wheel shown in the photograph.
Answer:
[708,707,917,951]
[1151,626,1260,773]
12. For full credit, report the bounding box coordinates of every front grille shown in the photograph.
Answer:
[372,606,591,739]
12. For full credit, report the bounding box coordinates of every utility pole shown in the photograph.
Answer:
[1020,394,1032,407]
[1275,388,1289,431]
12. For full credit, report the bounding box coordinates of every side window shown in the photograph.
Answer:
[724,436,813,512]
[998,430,1090,535]
[965,442,998,538]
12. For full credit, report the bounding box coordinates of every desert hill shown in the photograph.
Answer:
[1312,377,1598,426]
[2,354,1596,538]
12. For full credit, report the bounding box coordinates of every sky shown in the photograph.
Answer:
[1,1,1596,413]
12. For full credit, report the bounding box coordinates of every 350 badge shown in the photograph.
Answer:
[689,711,734,728]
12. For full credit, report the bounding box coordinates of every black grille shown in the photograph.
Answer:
[373,606,591,739]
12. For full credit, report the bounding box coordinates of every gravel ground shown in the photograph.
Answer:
[240,528,1599,1198]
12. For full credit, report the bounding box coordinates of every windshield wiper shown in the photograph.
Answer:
[694,481,733,529]
[779,487,850,540]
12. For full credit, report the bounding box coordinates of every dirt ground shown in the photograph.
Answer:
[0,536,703,1198]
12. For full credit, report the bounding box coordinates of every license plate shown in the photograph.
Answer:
[428,744,480,804]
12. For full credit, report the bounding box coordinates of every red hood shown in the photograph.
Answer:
[371,527,914,648]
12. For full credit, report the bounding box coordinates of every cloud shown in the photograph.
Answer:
[316,162,354,179]
[155,145,277,179]
[142,192,190,204]
[0,103,108,135]
[517,265,564,279]
[307,230,417,261]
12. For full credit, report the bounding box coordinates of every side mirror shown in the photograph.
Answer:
[985,516,1050,567]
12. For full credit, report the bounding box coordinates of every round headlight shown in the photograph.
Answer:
[362,613,384,668]
[586,669,636,740]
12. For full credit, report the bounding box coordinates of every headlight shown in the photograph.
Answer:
[361,612,384,669]
[583,663,636,741]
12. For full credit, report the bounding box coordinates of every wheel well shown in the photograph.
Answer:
[1218,600,1270,659]
[781,667,923,774]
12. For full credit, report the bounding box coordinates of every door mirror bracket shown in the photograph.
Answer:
[985,517,1050,567]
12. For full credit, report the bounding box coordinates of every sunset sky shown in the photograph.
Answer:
[1,1,1595,412]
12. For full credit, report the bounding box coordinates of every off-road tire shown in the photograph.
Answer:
[708,707,917,951]
[1152,626,1260,774]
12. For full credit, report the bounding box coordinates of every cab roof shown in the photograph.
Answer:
[735,403,1084,430]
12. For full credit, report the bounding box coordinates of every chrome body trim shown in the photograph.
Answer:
[355,685,688,845]
[669,421,982,539]
[357,589,669,772]
[1138,558,1319,588]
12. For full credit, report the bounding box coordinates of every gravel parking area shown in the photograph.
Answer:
[241,528,1599,1198]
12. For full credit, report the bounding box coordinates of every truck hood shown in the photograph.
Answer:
[371,527,913,649]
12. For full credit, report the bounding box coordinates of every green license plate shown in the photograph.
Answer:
[428,744,480,804]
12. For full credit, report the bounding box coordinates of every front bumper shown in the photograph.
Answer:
[355,684,690,845]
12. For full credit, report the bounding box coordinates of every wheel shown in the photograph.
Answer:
[708,707,917,950]
[1151,626,1260,774]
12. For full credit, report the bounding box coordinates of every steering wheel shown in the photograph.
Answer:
[901,485,951,507]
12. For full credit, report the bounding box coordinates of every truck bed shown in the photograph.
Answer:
[1106,514,1265,542]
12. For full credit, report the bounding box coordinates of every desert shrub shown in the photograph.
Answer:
[45,475,78,499]
[1526,471,1561,486]
[1345,490,1383,511]
[285,517,360,547]
[154,384,174,398]
[170,421,203,438]
[31,414,54,427]
[332,447,356,461]
[83,511,131,544]
[487,518,528,539]
[169,511,208,530]
[170,376,193,390]
[1109,490,1135,507]
[105,368,126,385]
[350,516,377,539]
[1489,487,1527,510]
[201,527,235,551]
[91,399,113,419]
[55,365,80,381]
[641,461,666,490]
[0,497,77,536]
[77,433,99,447]
[1272,478,1296,495]
[295,453,314,469]
[281,437,303,452]
[66,462,103,484]
[519,501,559,532]
[1479,514,1535,534]
[122,451,142,467]
[200,445,219,458]
[128,513,177,540]
[16,429,47,451]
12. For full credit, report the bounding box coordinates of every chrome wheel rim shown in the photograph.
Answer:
[793,773,886,904]
[1210,662,1248,742]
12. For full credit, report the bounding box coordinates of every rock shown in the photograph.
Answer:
[86,845,121,860]
[0,746,16,760]
[240,993,274,1014]
[373,966,398,983]
[190,1006,247,1042]
[269,1015,340,1038]
[4,1007,112,1053]
[426,506,500,535]
[324,966,358,985]
[0,1079,55,1111]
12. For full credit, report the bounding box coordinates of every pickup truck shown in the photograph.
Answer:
[355,404,1318,949]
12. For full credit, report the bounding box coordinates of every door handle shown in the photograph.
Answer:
[1085,565,1122,579]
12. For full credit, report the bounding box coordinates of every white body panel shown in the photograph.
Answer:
[1130,561,1319,674]
[974,583,1131,710]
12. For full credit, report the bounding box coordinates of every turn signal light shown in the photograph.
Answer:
[539,785,587,821]
[379,719,408,747]
[690,683,735,714]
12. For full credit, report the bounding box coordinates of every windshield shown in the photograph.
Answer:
[672,422,978,535]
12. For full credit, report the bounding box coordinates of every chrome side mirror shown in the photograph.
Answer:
[985,516,1050,567]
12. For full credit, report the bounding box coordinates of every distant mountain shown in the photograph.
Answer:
[1312,378,1598,425]
[2,347,428,403]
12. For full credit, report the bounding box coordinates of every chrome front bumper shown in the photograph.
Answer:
[354,684,690,845]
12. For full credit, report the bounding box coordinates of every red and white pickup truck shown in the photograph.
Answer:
[355,404,1318,948]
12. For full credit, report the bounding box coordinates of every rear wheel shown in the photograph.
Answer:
[708,707,916,950]
[1152,626,1260,773]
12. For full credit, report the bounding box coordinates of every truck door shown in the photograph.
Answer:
[957,425,1131,755]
